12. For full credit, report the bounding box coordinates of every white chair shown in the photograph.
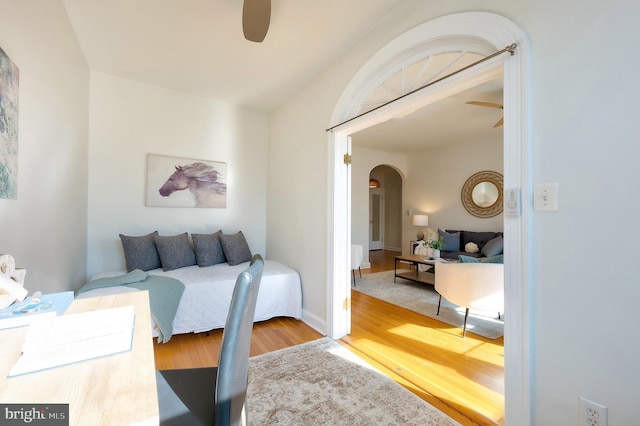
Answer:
[434,262,504,337]
[351,244,363,286]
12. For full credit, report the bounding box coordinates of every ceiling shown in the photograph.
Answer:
[62,0,503,154]
[62,0,405,111]
[351,75,504,154]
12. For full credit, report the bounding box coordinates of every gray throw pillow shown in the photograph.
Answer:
[153,233,197,271]
[482,236,504,257]
[192,231,226,267]
[220,231,252,266]
[119,231,162,272]
[439,229,461,252]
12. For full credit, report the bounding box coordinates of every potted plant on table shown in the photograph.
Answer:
[422,236,446,259]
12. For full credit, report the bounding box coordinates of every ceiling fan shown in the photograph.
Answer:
[242,0,271,43]
[465,101,504,128]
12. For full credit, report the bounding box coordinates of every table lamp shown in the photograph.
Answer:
[412,214,429,240]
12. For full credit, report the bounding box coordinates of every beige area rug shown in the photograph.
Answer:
[247,337,459,425]
[353,270,504,339]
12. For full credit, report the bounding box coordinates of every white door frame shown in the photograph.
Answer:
[326,12,531,426]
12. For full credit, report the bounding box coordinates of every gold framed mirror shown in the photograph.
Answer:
[461,170,503,218]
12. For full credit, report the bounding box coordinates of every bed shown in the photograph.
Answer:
[76,259,303,341]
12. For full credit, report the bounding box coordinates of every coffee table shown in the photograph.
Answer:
[394,254,456,286]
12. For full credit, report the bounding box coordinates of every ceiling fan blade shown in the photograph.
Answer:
[493,117,504,128]
[466,101,503,109]
[243,0,271,43]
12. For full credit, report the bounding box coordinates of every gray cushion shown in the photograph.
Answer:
[153,233,197,271]
[482,236,504,257]
[119,231,161,272]
[220,231,252,266]
[192,231,226,267]
[439,229,461,252]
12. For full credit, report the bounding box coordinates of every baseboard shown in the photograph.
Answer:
[384,245,401,252]
[301,309,326,335]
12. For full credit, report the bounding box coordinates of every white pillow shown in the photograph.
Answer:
[465,242,479,253]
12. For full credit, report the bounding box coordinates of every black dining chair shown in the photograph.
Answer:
[155,254,264,425]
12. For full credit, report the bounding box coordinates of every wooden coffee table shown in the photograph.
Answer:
[394,254,455,286]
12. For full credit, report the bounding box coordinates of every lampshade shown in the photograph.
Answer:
[412,214,429,227]
[368,178,380,188]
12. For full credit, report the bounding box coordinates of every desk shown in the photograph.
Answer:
[0,292,159,425]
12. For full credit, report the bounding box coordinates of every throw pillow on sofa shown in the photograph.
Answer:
[154,233,197,271]
[220,231,252,266]
[192,231,226,267]
[119,231,162,272]
[482,236,504,257]
[439,229,461,252]
[465,242,479,253]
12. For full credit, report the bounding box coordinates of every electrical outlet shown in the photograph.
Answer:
[580,397,608,426]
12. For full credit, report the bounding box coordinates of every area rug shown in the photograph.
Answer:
[353,270,504,339]
[247,337,459,425]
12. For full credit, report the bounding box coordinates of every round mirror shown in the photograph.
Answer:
[472,182,499,207]
[461,171,503,218]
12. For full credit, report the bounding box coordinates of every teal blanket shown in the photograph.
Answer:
[77,269,185,343]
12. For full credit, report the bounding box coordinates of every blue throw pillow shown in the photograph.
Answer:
[482,236,504,257]
[439,229,461,252]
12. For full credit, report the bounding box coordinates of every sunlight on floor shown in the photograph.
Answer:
[384,323,505,368]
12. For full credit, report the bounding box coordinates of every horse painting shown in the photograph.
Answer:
[159,162,226,208]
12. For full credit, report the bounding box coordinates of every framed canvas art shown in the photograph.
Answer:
[146,154,227,208]
[0,46,19,200]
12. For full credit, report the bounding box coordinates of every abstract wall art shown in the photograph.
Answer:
[0,46,19,200]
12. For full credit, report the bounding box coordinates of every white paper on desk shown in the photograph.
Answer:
[8,305,135,377]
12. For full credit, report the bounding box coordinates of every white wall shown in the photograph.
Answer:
[268,1,640,425]
[0,1,89,292]
[404,137,504,248]
[87,73,268,277]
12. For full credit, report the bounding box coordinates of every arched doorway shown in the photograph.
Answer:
[327,12,531,425]
[368,165,402,253]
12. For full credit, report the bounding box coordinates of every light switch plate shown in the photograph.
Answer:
[534,183,559,212]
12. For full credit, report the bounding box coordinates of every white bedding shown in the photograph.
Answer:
[77,260,303,337]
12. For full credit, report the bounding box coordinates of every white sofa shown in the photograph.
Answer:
[76,260,303,339]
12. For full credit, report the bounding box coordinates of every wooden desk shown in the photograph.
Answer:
[0,292,159,425]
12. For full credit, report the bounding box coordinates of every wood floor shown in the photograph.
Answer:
[153,250,504,426]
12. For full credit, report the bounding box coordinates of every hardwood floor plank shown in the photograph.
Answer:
[152,249,504,425]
